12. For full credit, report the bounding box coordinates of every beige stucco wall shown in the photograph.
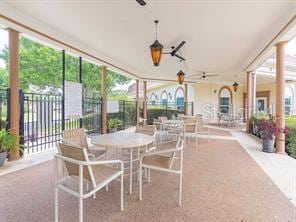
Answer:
[194,82,246,119]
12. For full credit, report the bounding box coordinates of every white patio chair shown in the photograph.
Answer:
[62,128,106,160]
[158,116,168,122]
[55,143,124,222]
[196,116,210,142]
[183,118,198,147]
[139,138,184,206]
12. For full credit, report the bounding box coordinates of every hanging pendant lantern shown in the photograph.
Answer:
[150,20,163,66]
[177,70,185,84]
[233,82,239,92]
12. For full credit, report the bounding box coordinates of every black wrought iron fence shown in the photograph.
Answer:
[0,88,8,130]
[107,100,136,131]
[2,89,193,154]
[22,92,102,154]
[146,102,194,124]
[23,93,63,153]
[82,96,102,134]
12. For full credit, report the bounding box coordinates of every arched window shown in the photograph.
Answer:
[150,93,156,105]
[160,91,168,106]
[218,86,232,114]
[285,86,293,115]
[175,87,185,111]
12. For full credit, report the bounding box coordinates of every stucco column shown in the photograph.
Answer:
[246,71,254,133]
[101,66,107,134]
[252,72,257,112]
[136,80,140,125]
[8,28,20,160]
[143,81,147,124]
[184,84,188,115]
[275,41,288,154]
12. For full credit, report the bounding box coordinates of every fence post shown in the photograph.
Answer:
[61,50,65,131]
[166,102,168,117]
[79,56,83,128]
[122,100,125,129]
[19,90,24,146]
[101,66,107,134]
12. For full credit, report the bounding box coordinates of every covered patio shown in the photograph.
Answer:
[0,1,295,222]
[1,129,295,222]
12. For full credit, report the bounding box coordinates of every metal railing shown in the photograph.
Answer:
[0,89,194,154]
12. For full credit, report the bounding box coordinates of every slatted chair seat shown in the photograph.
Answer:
[91,164,120,184]
[142,155,171,169]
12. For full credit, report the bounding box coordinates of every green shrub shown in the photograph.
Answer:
[108,118,122,129]
[287,128,296,159]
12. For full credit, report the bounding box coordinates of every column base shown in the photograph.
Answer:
[275,151,287,155]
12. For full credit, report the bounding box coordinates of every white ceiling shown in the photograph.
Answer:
[1,0,296,84]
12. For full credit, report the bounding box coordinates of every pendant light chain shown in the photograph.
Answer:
[155,20,159,40]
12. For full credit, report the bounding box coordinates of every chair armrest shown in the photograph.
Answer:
[140,147,182,160]
[55,154,124,170]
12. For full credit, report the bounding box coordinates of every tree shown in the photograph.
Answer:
[0,37,131,96]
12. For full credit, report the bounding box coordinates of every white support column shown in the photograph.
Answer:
[136,80,140,125]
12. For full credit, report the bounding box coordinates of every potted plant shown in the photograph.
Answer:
[0,129,22,166]
[257,119,289,153]
[108,118,122,133]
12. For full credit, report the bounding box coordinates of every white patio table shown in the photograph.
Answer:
[91,132,153,194]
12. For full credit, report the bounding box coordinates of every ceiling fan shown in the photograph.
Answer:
[163,41,186,61]
[188,71,219,80]
[136,0,146,6]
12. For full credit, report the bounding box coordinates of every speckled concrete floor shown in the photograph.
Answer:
[0,138,295,222]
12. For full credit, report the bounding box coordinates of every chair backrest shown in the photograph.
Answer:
[58,143,95,186]
[135,125,156,136]
[158,116,168,122]
[168,137,183,169]
[195,116,204,130]
[62,128,89,149]
[184,118,196,133]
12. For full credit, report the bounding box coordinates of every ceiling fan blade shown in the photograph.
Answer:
[205,74,219,77]
[172,41,186,55]
[187,73,202,78]
[162,52,171,54]
[174,54,186,61]
[136,0,146,6]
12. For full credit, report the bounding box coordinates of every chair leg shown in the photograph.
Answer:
[129,148,133,194]
[121,173,124,211]
[105,184,109,192]
[179,173,183,207]
[139,165,143,200]
[148,169,151,183]
[93,193,96,199]
[195,134,197,148]
[79,198,83,222]
[54,187,58,222]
